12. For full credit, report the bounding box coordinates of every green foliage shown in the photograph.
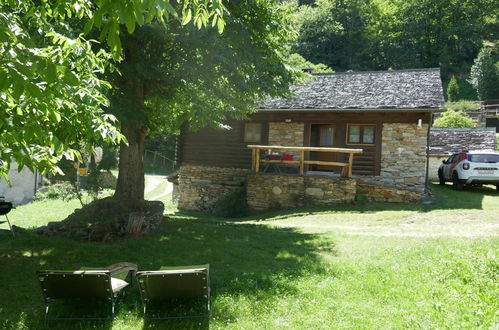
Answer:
[287,53,335,73]
[292,0,497,79]
[293,0,373,71]
[469,47,499,100]
[110,2,299,134]
[86,146,118,198]
[444,100,480,111]
[0,0,226,181]
[34,183,78,201]
[213,190,250,218]
[446,76,459,101]
[434,110,475,128]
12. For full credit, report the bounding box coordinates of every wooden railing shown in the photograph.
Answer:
[247,145,363,178]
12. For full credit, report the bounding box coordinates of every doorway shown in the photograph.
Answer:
[310,124,337,171]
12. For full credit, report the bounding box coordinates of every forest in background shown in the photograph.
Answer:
[289,0,498,100]
[146,0,498,161]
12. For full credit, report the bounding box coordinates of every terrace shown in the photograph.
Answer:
[247,145,363,178]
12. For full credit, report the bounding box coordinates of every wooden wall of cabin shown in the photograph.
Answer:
[177,111,432,176]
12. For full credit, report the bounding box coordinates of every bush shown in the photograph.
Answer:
[444,100,480,111]
[446,75,460,102]
[212,190,250,218]
[34,183,78,201]
[434,110,475,128]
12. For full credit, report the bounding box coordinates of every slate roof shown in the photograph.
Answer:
[260,68,444,111]
[429,128,498,156]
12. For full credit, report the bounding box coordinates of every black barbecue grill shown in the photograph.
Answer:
[0,196,15,237]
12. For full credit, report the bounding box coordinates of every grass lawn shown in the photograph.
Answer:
[0,183,497,329]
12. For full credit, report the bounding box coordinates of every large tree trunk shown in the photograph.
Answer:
[114,121,148,205]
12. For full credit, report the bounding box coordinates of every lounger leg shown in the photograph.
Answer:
[44,304,50,323]
[5,215,14,237]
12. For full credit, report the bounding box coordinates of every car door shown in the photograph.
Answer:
[443,154,456,179]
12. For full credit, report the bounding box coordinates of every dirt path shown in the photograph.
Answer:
[144,175,173,201]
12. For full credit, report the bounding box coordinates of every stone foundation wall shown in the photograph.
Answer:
[175,165,250,211]
[176,165,426,213]
[247,173,357,212]
[376,123,428,191]
[357,182,421,203]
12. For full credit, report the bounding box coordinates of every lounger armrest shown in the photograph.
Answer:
[104,262,138,277]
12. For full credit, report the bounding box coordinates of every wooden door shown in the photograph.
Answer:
[317,125,336,170]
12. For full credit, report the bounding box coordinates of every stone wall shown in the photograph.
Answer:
[357,182,421,203]
[268,122,304,157]
[247,173,357,212]
[176,165,426,212]
[174,165,250,211]
[372,123,428,191]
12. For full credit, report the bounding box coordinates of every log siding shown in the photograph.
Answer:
[177,111,432,176]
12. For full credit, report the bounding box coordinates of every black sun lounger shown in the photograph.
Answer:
[136,264,210,320]
[36,262,137,321]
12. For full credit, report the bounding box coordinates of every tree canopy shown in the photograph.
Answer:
[0,0,225,180]
[469,46,499,100]
[108,1,299,202]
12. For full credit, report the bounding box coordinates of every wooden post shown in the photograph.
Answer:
[251,148,256,171]
[299,150,304,175]
[255,149,260,173]
[348,152,354,178]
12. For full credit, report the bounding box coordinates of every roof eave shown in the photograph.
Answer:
[258,107,444,113]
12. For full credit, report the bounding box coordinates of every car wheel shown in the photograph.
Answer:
[452,173,463,190]
[438,170,445,185]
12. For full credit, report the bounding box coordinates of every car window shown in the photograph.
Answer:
[468,154,499,163]
[446,155,455,163]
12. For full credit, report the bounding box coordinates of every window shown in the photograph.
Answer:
[244,123,262,143]
[347,124,376,145]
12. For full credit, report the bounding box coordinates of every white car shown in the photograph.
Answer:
[438,150,499,191]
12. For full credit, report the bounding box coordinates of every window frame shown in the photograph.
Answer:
[244,122,263,144]
[346,123,377,146]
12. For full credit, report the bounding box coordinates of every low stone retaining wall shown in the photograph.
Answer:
[175,165,425,212]
[174,165,250,211]
[357,182,421,203]
[247,173,357,212]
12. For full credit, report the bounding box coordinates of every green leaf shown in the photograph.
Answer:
[46,63,57,82]
[63,70,79,86]
[217,16,225,33]
[181,9,192,25]
[26,83,43,98]
[51,111,61,123]
[0,71,10,90]
[12,81,24,99]
[83,18,94,34]
[135,5,144,26]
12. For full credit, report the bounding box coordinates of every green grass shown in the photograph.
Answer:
[0,183,497,329]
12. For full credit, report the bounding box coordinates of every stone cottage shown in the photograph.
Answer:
[174,68,445,212]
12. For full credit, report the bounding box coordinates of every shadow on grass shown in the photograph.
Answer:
[0,216,331,329]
